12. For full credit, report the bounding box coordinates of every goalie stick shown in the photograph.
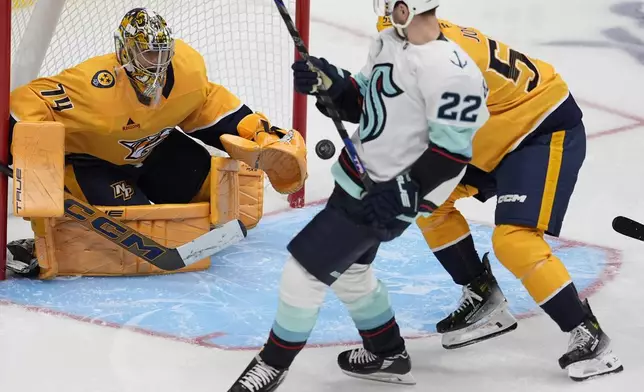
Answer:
[272,0,374,192]
[0,163,247,271]
[612,216,644,242]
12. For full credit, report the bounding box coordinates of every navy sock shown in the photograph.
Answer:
[434,234,485,285]
[540,283,587,332]
[359,317,406,357]
[259,329,306,370]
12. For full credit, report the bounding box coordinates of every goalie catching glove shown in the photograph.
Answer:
[220,113,307,195]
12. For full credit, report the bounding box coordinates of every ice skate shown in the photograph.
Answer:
[228,355,287,392]
[337,347,415,385]
[438,253,518,349]
[5,238,40,277]
[559,299,623,381]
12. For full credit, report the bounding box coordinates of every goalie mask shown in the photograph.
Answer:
[115,8,175,105]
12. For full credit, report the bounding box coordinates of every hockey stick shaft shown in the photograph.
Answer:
[272,0,374,191]
[612,215,644,241]
[0,163,246,270]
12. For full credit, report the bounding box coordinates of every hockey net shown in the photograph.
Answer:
[0,0,310,280]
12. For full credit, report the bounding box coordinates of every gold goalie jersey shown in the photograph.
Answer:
[437,20,572,171]
[10,39,242,166]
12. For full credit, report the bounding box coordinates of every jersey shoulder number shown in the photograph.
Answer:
[486,38,541,93]
[440,19,542,93]
[39,82,74,112]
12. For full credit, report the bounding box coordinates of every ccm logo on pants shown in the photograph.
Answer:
[498,194,527,204]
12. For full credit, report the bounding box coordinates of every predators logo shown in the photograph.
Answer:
[91,70,115,88]
[119,128,173,161]
[111,181,135,201]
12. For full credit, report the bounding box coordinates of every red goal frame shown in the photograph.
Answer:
[0,0,310,281]
[0,0,10,281]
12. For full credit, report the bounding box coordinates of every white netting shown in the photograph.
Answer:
[8,0,303,214]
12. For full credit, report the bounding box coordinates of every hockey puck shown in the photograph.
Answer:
[315,139,336,160]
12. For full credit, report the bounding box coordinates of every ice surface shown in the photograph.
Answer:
[1,0,644,391]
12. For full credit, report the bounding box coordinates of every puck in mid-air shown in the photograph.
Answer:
[315,139,336,160]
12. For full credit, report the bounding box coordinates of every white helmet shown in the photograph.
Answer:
[373,0,440,32]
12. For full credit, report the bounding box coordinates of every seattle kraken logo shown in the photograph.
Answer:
[359,63,404,143]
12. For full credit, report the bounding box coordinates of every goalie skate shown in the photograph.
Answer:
[5,239,40,277]
[438,253,518,349]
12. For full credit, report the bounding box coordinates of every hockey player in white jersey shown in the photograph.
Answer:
[227,1,489,391]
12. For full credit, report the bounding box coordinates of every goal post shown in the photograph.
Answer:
[288,0,310,209]
[0,0,10,281]
[0,0,311,280]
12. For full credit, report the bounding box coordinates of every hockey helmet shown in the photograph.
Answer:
[373,0,440,32]
[115,8,175,104]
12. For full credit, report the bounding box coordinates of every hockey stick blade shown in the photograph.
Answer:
[1,163,247,270]
[272,0,374,191]
[176,219,246,266]
[612,216,644,241]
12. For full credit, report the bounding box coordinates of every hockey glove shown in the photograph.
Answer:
[292,57,352,99]
[361,174,433,225]
[220,112,307,195]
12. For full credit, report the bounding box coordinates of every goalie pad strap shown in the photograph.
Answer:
[210,156,240,226]
[238,163,264,229]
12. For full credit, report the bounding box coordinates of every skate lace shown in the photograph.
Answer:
[455,285,483,313]
[348,348,379,364]
[568,324,593,351]
[238,362,280,391]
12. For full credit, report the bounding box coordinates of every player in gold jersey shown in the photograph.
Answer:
[6,8,306,277]
[378,8,622,381]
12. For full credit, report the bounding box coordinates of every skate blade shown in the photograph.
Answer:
[567,350,624,382]
[340,370,416,385]
[442,305,518,350]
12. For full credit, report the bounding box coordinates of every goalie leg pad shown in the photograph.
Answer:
[33,203,212,278]
[208,156,240,226]
[192,157,265,228]
[238,162,264,229]
[11,121,65,217]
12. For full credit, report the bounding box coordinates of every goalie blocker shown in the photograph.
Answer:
[9,121,293,279]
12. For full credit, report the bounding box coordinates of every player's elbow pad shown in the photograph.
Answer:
[314,77,363,124]
[409,145,470,208]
